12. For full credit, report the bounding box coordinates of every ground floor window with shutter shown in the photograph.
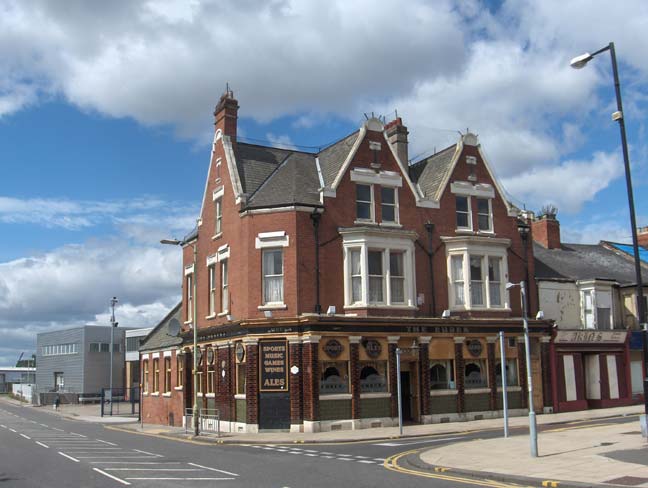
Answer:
[320,361,349,394]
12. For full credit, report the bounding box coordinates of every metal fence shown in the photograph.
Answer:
[100,387,140,418]
[184,408,220,436]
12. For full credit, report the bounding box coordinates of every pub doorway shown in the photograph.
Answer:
[399,371,413,421]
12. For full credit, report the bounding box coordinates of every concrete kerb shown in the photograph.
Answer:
[400,451,628,488]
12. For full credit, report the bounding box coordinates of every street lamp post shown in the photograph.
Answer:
[109,296,118,416]
[161,222,200,436]
[506,281,538,457]
[571,42,647,428]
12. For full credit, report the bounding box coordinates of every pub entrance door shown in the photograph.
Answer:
[258,340,290,430]
[400,371,413,421]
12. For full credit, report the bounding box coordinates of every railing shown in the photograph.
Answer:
[184,408,220,436]
[100,387,140,418]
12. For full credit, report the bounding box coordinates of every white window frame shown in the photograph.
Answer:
[208,264,217,317]
[186,273,193,323]
[455,195,472,231]
[380,186,399,225]
[355,183,374,223]
[221,259,229,314]
[444,238,510,311]
[262,248,284,306]
[476,197,493,233]
[342,229,416,309]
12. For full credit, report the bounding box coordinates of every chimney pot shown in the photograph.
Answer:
[531,215,561,249]
[385,117,409,164]
[214,90,239,141]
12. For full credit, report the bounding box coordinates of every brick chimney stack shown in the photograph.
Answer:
[385,117,409,165]
[638,226,648,248]
[214,88,239,141]
[532,215,561,249]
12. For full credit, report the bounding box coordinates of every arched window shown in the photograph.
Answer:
[359,363,387,392]
[320,362,349,394]
[360,366,378,379]
[465,360,487,389]
[430,363,447,389]
[324,366,341,380]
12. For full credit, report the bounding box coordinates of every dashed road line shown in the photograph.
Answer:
[124,477,234,481]
[20,433,31,439]
[187,463,239,477]
[36,441,49,448]
[58,452,80,463]
[132,449,162,457]
[93,468,131,486]
[96,439,118,446]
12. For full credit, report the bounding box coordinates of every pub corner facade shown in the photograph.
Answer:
[140,91,553,433]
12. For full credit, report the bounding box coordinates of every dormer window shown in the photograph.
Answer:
[456,196,471,230]
[356,184,373,221]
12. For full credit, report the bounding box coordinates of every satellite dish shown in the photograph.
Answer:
[167,318,181,337]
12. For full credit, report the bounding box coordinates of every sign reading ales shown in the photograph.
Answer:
[259,340,288,391]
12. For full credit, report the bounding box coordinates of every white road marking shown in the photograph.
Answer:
[52,427,64,431]
[337,458,353,461]
[20,434,31,439]
[0,425,6,428]
[373,458,385,462]
[125,477,235,481]
[372,436,462,447]
[357,460,375,464]
[76,456,157,459]
[36,441,49,448]
[93,468,131,486]
[107,469,202,472]
[187,463,239,477]
[304,449,318,453]
[58,452,80,463]
[96,439,118,446]
[132,448,162,457]
[89,462,183,465]
[338,454,352,457]
[39,423,49,427]
[319,451,333,455]
[304,453,318,457]
[69,432,87,437]
[354,455,370,459]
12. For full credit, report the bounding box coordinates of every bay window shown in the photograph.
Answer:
[451,255,465,306]
[262,249,284,305]
[342,229,416,308]
[470,256,484,305]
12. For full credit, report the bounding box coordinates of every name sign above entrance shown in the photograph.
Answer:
[259,340,288,392]
[555,330,627,344]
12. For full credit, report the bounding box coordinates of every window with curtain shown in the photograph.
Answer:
[320,361,349,394]
[430,360,455,390]
[495,359,518,387]
[262,249,283,304]
[208,265,217,315]
[470,255,484,306]
[451,255,465,305]
[381,187,397,223]
[368,250,384,303]
[456,195,470,229]
[350,249,362,303]
[359,362,388,392]
[356,184,373,220]
[390,252,405,303]
[221,260,229,312]
[488,257,501,306]
[465,360,487,389]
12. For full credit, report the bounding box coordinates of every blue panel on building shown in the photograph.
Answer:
[630,331,645,350]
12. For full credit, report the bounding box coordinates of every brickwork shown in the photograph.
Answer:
[388,343,398,417]
[454,341,465,413]
[350,341,360,419]
[487,340,497,410]
[359,397,391,418]
[532,216,561,249]
[245,342,259,425]
[289,341,303,425]
[419,344,431,416]
[216,345,232,421]
[518,341,528,409]
[302,340,319,421]
[140,352,184,426]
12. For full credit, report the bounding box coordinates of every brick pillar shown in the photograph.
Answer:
[349,336,361,420]
[419,337,431,417]
[288,337,303,428]
[517,337,528,409]
[454,337,465,413]
[229,342,236,423]
[216,344,230,420]
[388,336,400,418]
[244,339,259,426]
[302,336,320,422]
[540,336,552,409]
[487,336,497,410]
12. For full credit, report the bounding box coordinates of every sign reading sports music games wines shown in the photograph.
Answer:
[259,340,288,391]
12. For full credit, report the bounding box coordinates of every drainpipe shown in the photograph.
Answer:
[310,211,322,314]
[424,222,436,317]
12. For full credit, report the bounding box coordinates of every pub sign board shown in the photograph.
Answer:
[259,340,288,392]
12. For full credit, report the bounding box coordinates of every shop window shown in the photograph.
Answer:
[495,359,519,387]
[320,361,349,394]
[464,360,487,389]
[236,363,246,395]
[359,362,388,393]
[430,360,455,390]
[164,357,172,393]
[176,354,184,388]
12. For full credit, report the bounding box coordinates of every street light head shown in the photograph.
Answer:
[536,311,545,320]
[506,282,517,290]
[570,52,593,69]
[160,238,182,246]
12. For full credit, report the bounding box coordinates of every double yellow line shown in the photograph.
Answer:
[383,449,531,488]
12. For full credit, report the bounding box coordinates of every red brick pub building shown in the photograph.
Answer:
[140,92,552,433]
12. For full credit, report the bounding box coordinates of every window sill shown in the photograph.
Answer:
[354,219,376,226]
[344,304,417,310]
[197,393,203,397]
[430,389,458,396]
[174,386,183,391]
[143,392,149,396]
[205,314,217,319]
[162,392,171,397]
[465,388,491,394]
[217,311,229,317]
[320,393,352,400]
[258,304,287,311]
[184,320,193,325]
[234,394,246,400]
[476,230,495,236]
[497,386,521,392]
[150,392,159,397]
[205,393,215,398]
[450,306,511,312]
[379,222,402,228]
[212,233,223,241]
[359,392,390,399]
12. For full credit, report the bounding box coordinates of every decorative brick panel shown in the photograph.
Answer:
[350,341,360,419]
[454,341,465,413]
[419,344,431,416]
[302,340,319,421]
[518,341,528,409]
[487,340,497,410]
[245,342,259,425]
[289,341,303,424]
[216,345,232,421]
[540,339,552,408]
[388,343,398,417]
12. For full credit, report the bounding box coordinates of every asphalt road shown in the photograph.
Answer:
[0,400,637,488]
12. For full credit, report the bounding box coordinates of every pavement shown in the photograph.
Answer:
[0,396,137,423]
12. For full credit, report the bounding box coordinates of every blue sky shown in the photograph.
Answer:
[0,0,647,365]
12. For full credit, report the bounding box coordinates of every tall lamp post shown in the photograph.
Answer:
[506,281,538,457]
[161,222,200,436]
[109,296,118,416]
[571,42,647,428]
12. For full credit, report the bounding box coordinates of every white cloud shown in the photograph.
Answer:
[501,151,623,213]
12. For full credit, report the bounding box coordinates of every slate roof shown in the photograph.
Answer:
[409,144,457,199]
[534,242,648,284]
[139,303,183,352]
[603,241,648,265]
[317,131,360,188]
